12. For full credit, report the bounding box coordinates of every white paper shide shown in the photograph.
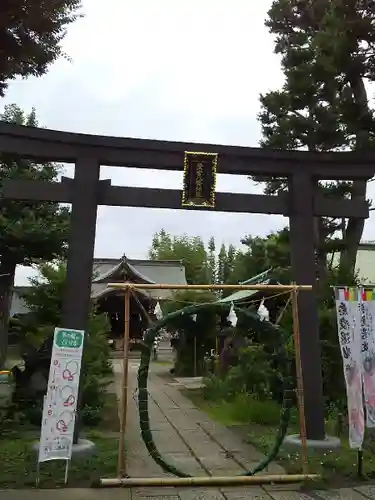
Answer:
[38,327,85,463]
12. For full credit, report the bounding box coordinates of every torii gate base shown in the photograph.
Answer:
[0,122,373,447]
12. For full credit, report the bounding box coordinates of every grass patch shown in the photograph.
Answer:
[152,360,173,366]
[0,391,121,488]
[184,388,375,488]
[0,434,120,488]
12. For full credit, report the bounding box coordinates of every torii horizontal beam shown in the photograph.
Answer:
[1,178,369,218]
[0,122,375,178]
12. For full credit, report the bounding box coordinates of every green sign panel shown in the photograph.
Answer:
[55,329,84,349]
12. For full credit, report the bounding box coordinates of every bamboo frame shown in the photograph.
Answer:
[108,283,312,291]
[106,282,314,487]
[99,473,319,488]
[291,285,309,475]
[117,286,131,477]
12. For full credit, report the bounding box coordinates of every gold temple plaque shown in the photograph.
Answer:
[181,151,218,208]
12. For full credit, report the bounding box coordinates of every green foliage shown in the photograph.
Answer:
[229,228,291,285]
[149,229,240,286]
[223,344,278,399]
[20,261,111,425]
[203,378,282,427]
[0,104,70,369]
[0,1,82,96]
[0,105,70,265]
[162,290,218,376]
[22,262,66,328]
[205,330,286,403]
[149,229,210,284]
[255,0,374,279]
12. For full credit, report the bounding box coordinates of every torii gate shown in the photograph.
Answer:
[0,121,373,442]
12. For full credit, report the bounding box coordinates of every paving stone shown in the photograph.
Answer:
[221,486,272,499]
[267,491,314,499]
[132,495,180,500]
[0,491,132,500]
[314,488,367,499]
[179,429,215,443]
[354,485,375,498]
[263,483,304,492]
[149,421,173,431]
[177,488,226,500]
[131,487,179,497]
[199,452,241,472]
[161,452,205,474]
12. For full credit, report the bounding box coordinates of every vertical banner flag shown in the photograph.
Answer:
[38,327,85,462]
[359,287,375,427]
[335,287,364,449]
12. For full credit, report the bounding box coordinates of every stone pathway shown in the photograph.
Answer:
[2,358,375,499]
[110,359,375,499]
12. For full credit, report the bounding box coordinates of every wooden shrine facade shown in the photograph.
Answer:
[0,122,374,442]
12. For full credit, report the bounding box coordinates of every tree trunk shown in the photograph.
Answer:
[0,260,17,369]
[339,180,367,276]
[339,74,369,276]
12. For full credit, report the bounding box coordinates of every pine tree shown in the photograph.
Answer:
[256,0,375,278]
[217,244,227,285]
[207,236,217,284]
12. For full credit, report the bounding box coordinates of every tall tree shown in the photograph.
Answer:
[0,0,82,96]
[229,229,291,284]
[0,104,70,368]
[207,236,217,284]
[217,244,227,285]
[224,244,237,282]
[148,229,210,284]
[256,0,375,279]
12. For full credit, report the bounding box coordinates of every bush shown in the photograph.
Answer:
[14,262,112,426]
[162,290,218,376]
[80,313,112,424]
[231,393,282,426]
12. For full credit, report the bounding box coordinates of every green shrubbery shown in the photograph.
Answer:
[162,289,218,376]
[201,266,359,431]
[203,338,289,426]
[12,262,112,426]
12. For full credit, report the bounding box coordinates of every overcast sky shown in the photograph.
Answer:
[1,0,375,285]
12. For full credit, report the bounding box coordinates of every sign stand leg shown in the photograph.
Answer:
[64,459,70,484]
[36,462,40,487]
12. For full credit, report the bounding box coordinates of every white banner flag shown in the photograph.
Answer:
[38,327,85,463]
[335,287,364,449]
[359,287,375,427]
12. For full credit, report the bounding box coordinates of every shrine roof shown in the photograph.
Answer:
[91,255,187,301]
[218,269,279,304]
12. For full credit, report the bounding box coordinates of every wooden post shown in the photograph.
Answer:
[291,287,309,475]
[193,336,197,377]
[118,286,131,477]
[289,172,325,440]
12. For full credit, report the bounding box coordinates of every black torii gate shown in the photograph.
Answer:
[0,122,373,442]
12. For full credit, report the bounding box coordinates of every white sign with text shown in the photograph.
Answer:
[38,327,85,462]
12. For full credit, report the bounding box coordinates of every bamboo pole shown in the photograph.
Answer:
[215,336,220,374]
[99,473,319,488]
[117,287,131,478]
[290,286,309,476]
[193,336,197,377]
[107,283,312,291]
[130,288,153,326]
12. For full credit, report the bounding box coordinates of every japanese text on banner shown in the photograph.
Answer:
[359,287,375,427]
[335,287,364,449]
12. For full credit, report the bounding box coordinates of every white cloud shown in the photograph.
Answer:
[0,0,372,285]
